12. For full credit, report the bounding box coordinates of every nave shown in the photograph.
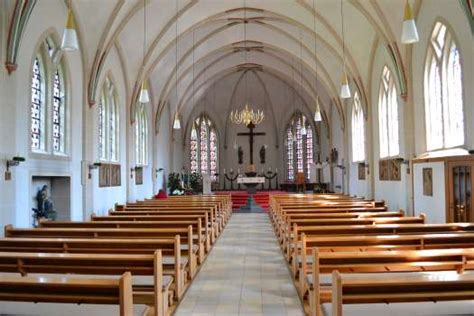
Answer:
[175,213,304,316]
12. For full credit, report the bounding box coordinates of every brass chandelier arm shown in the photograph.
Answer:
[229,104,264,126]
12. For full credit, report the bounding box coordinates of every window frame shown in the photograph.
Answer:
[351,91,366,163]
[285,111,315,181]
[378,66,400,159]
[29,37,69,158]
[423,21,466,152]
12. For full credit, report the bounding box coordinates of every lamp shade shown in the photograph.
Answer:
[173,112,181,129]
[139,81,150,103]
[401,1,419,44]
[340,72,351,99]
[61,10,79,51]
[314,97,322,122]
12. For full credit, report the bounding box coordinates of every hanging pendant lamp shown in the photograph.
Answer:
[401,0,419,44]
[61,5,79,51]
[139,0,149,103]
[314,96,322,122]
[339,0,351,99]
[340,71,351,99]
[173,0,181,130]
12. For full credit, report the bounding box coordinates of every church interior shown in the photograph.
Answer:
[0,0,473,315]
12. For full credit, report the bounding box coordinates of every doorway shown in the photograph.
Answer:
[446,157,473,223]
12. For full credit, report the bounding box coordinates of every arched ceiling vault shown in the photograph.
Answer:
[18,0,441,131]
[72,1,412,119]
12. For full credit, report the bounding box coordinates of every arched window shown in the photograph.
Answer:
[352,92,365,162]
[135,104,148,166]
[285,112,314,181]
[31,56,45,151]
[189,114,218,181]
[98,77,119,162]
[30,37,67,154]
[425,22,464,151]
[378,66,399,158]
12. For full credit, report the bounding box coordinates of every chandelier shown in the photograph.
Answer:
[230,103,264,126]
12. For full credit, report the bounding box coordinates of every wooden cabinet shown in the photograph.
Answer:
[446,157,474,223]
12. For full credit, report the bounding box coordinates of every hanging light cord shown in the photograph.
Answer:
[312,0,318,96]
[340,0,346,72]
[175,0,179,113]
[143,0,146,68]
[192,27,195,107]
[244,0,248,105]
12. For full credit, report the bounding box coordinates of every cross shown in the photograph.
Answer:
[237,122,266,165]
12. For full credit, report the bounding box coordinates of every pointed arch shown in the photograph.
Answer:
[285,111,314,181]
[424,21,465,151]
[135,103,148,166]
[378,66,399,158]
[351,91,365,163]
[189,113,218,181]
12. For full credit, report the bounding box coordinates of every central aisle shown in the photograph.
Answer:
[175,213,305,316]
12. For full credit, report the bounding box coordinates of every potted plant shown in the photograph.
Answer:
[167,172,183,195]
[189,172,203,194]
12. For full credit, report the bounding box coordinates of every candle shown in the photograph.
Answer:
[238,168,240,174]
[224,168,226,174]
[230,168,233,173]
[276,168,278,173]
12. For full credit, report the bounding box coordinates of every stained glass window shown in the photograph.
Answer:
[189,114,218,181]
[285,112,314,181]
[352,92,365,162]
[135,104,148,165]
[378,66,399,158]
[30,37,68,155]
[425,22,464,151]
[99,77,119,162]
[31,57,44,151]
[52,69,65,154]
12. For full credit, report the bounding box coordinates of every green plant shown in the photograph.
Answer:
[167,172,183,194]
[189,172,203,193]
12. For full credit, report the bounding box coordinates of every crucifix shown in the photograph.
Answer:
[237,122,266,165]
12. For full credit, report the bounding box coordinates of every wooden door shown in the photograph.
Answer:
[446,158,474,223]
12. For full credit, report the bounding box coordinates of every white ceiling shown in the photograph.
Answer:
[64,0,416,125]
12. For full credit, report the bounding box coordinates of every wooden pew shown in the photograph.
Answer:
[38,219,206,264]
[112,208,220,242]
[0,250,169,316]
[0,272,134,316]
[305,248,474,316]
[0,237,184,303]
[4,225,196,285]
[280,216,425,255]
[329,271,474,316]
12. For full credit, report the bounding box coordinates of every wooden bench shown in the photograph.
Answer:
[39,219,206,264]
[0,237,184,303]
[0,272,134,316]
[305,248,474,316]
[0,250,170,316]
[4,225,196,285]
[328,271,474,316]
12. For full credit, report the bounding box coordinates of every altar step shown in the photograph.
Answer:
[216,191,284,212]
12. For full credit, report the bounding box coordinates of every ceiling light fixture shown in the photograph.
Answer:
[401,0,419,44]
[173,0,181,130]
[339,0,351,99]
[312,0,322,122]
[139,0,149,103]
[61,0,79,51]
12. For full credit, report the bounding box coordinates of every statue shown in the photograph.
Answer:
[259,145,266,164]
[238,146,243,165]
[32,185,57,227]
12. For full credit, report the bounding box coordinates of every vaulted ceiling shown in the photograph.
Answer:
[10,0,425,129]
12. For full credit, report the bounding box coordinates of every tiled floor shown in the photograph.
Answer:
[174,213,305,316]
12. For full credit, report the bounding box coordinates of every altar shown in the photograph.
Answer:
[237,177,265,194]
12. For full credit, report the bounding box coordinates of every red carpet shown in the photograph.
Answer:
[216,191,284,212]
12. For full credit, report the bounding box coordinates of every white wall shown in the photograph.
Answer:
[413,162,446,224]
